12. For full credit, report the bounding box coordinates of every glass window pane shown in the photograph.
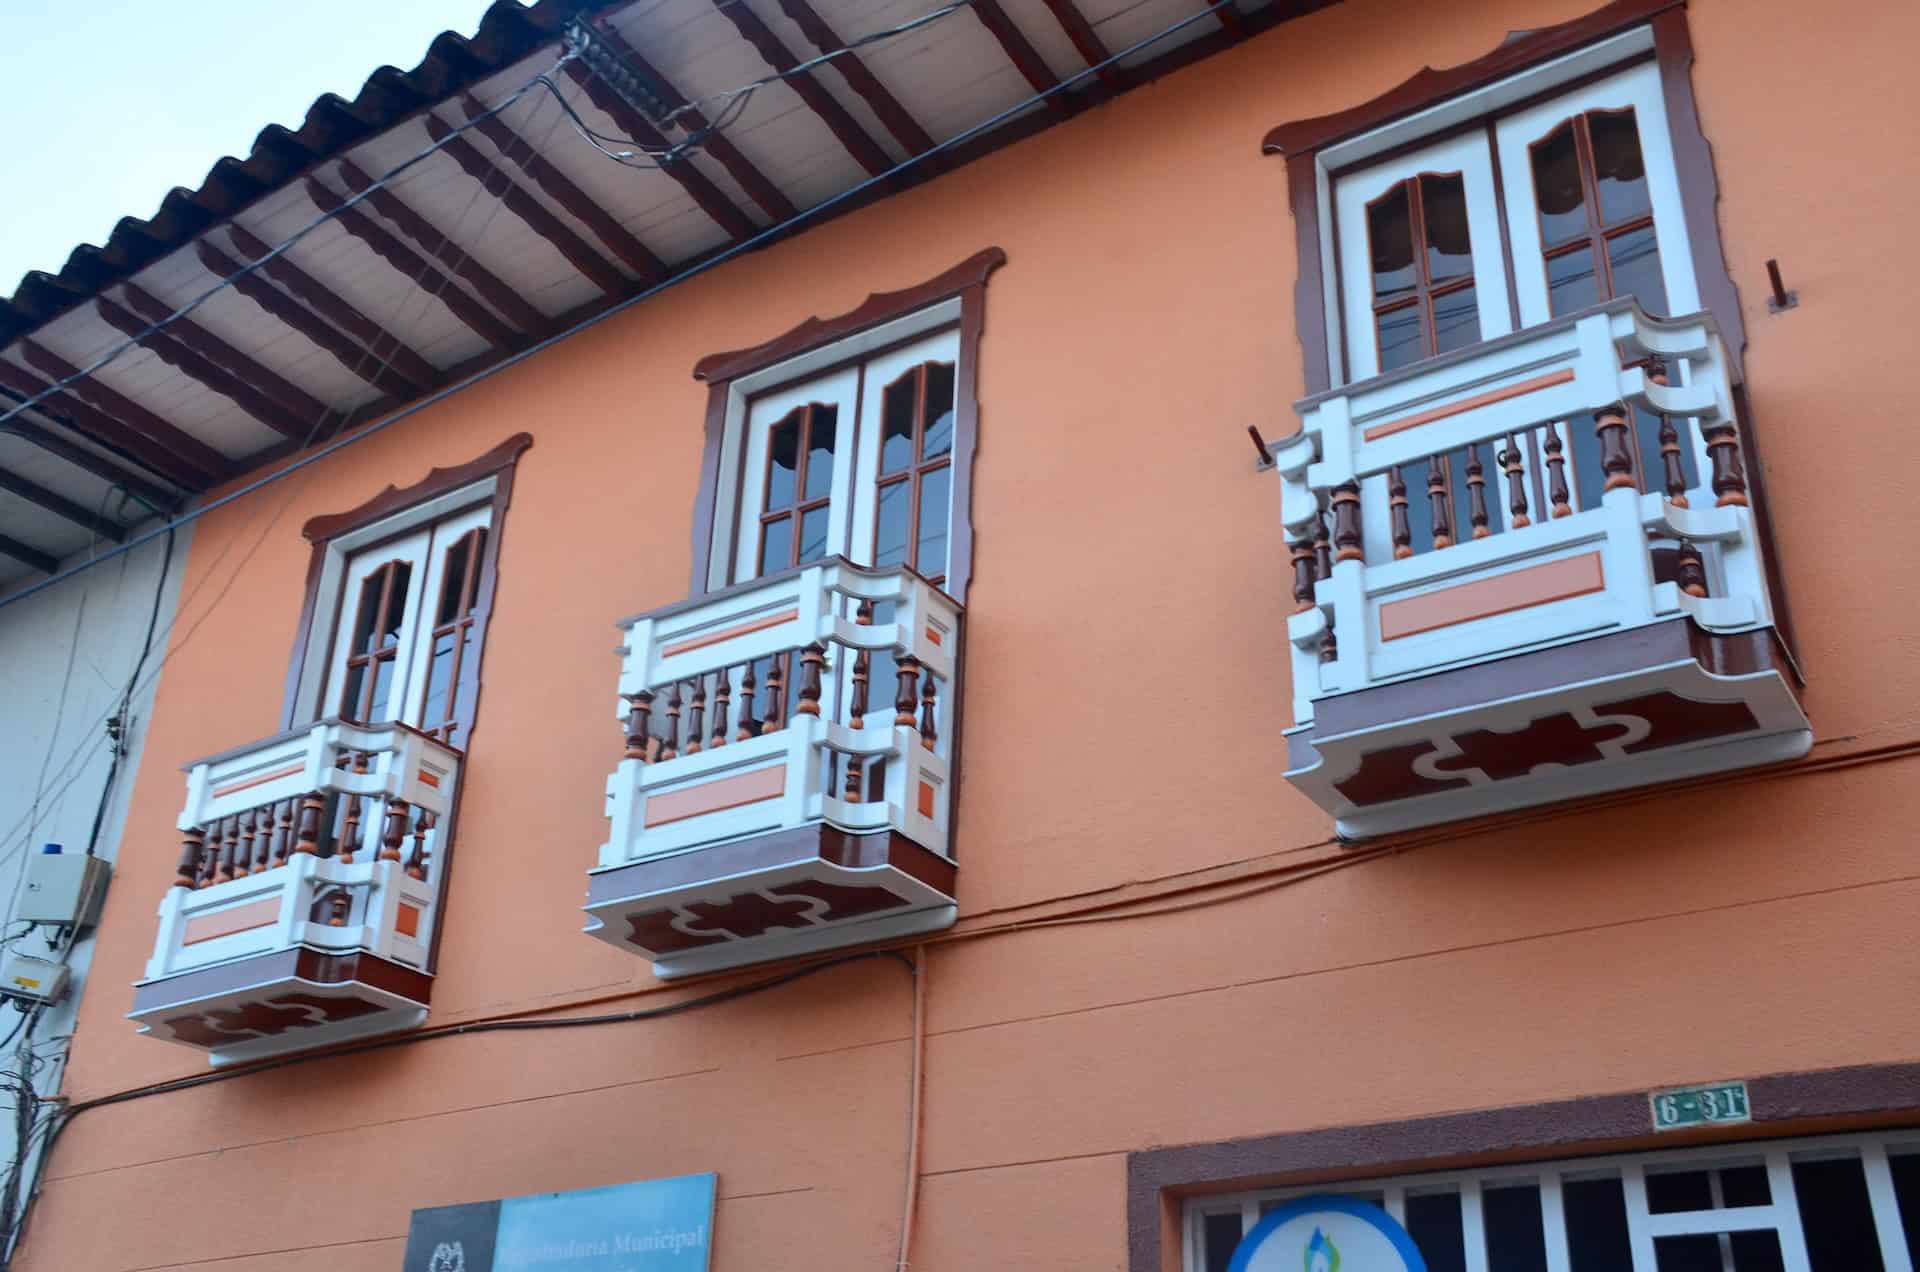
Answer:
[1483,1184,1549,1272]
[922,362,956,459]
[1548,245,1602,315]
[352,571,385,655]
[797,505,831,565]
[1421,172,1474,285]
[1656,1232,1785,1272]
[1376,302,1427,372]
[1606,225,1668,314]
[804,405,838,501]
[1433,284,1481,355]
[1590,108,1651,225]
[881,375,917,474]
[1646,1170,1715,1214]
[1368,181,1418,304]
[767,413,800,510]
[1890,1153,1920,1263]
[759,514,793,574]
[915,465,951,577]
[339,662,366,720]
[380,563,412,648]
[369,655,395,722]
[1405,1192,1467,1272]
[1567,412,1606,513]
[1792,1157,1887,1272]
[1531,120,1589,245]
[874,478,910,567]
[421,630,456,732]
[1201,1212,1244,1272]
[1565,1177,1634,1272]
[437,536,472,626]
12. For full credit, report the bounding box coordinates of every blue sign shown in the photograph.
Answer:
[1229,1194,1426,1272]
[405,1173,716,1272]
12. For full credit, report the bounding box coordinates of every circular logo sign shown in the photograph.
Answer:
[1227,1194,1426,1272]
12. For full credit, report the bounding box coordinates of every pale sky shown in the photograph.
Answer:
[0,0,496,297]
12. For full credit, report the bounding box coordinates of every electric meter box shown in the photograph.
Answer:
[0,953,69,1005]
[15,850,111,927]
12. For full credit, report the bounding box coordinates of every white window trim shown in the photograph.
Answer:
[288,476,498,727]
[703,297,962,594]
[1311,26,1658,388]
[1184,1129,1920,1272]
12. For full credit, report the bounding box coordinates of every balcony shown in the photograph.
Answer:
[1270,300,1808,839]
[588,560,959,979]
[130,719,459,1064]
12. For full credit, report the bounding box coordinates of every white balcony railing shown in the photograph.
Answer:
[1270,299,1776,728]
[600,559,960,871]
[146,719,461,982]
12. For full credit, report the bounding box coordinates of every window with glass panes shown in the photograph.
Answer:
[1186,1132,1920,1272]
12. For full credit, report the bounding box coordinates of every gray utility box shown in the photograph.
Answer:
[16,852,111,928]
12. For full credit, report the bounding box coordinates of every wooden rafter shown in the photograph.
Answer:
[970,1,1073,116]
[14,340,237,481]
[424,114,634,295]
[709,0,897,177]
[454,95,669,283]
[0,466,126,542]
[195,240,417,402]
[0,531,57,575]
[94,295,308,442]
[0,361,212,491]
[1040,0,1125,91]
[0,393,182,511]
[1210,0,1249,40]
[305,177,519,349]
[585,25,798,223]
[335,159,547,334]
[119,284,336,435]
[771,0,945,168]
[559,62,760,243]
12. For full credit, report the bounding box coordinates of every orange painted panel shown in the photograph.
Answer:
[1361,369,1575,442]
[642,766,786,828]
[659,609,800,659]
[1378,551,1605,641]
[393,903,421,939]
[918,781,936,819]
[180,898,281,947]
[209,763,305,801]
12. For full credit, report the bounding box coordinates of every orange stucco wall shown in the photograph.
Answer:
[21,0,1920,1267]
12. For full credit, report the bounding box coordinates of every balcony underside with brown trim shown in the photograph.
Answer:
[1285,617,1809,839]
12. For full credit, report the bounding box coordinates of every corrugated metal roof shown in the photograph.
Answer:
[0,0,600,346]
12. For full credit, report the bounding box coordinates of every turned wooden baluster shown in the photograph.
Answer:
[294,793,324,855]
[1289,539,1317,611]
[735,662,759,739]
[1313,505,1333,580]
[761,658,785,734]
[405,810,434,881]
[270,798,294,868]
[659,683,682,760]
[234,808,257,879]
[1388,467,1413,559]
[1595,404,1636,493]
[1646,360,1690,507]
[685,680,705,755]
[1499,435,1531,529]
[174,827,205,889]
[212,815,239,885]
[250,805,273,873]
[623,690,654,761]
[1427,454,1454,548]
[1544,428,1572,518]
[895,657,921,728]
[1330,481,1364,562]
[919,673,938,750]
[1465,444,1491,539]
[339,792,363,865]
[326,889,351,927]
[709,672,730,750]
[796,644,825,717]
[1676,539,1709,598]
[380,799,408,862]
[844,602,873,802]
[1705,423,1749,507]
[1319,624,1339,665]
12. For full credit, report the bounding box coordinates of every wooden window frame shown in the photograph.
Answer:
[873,359,957,588]
[1260,0,1797,659]
[277,433,531,972]
[687,247,1006,602]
